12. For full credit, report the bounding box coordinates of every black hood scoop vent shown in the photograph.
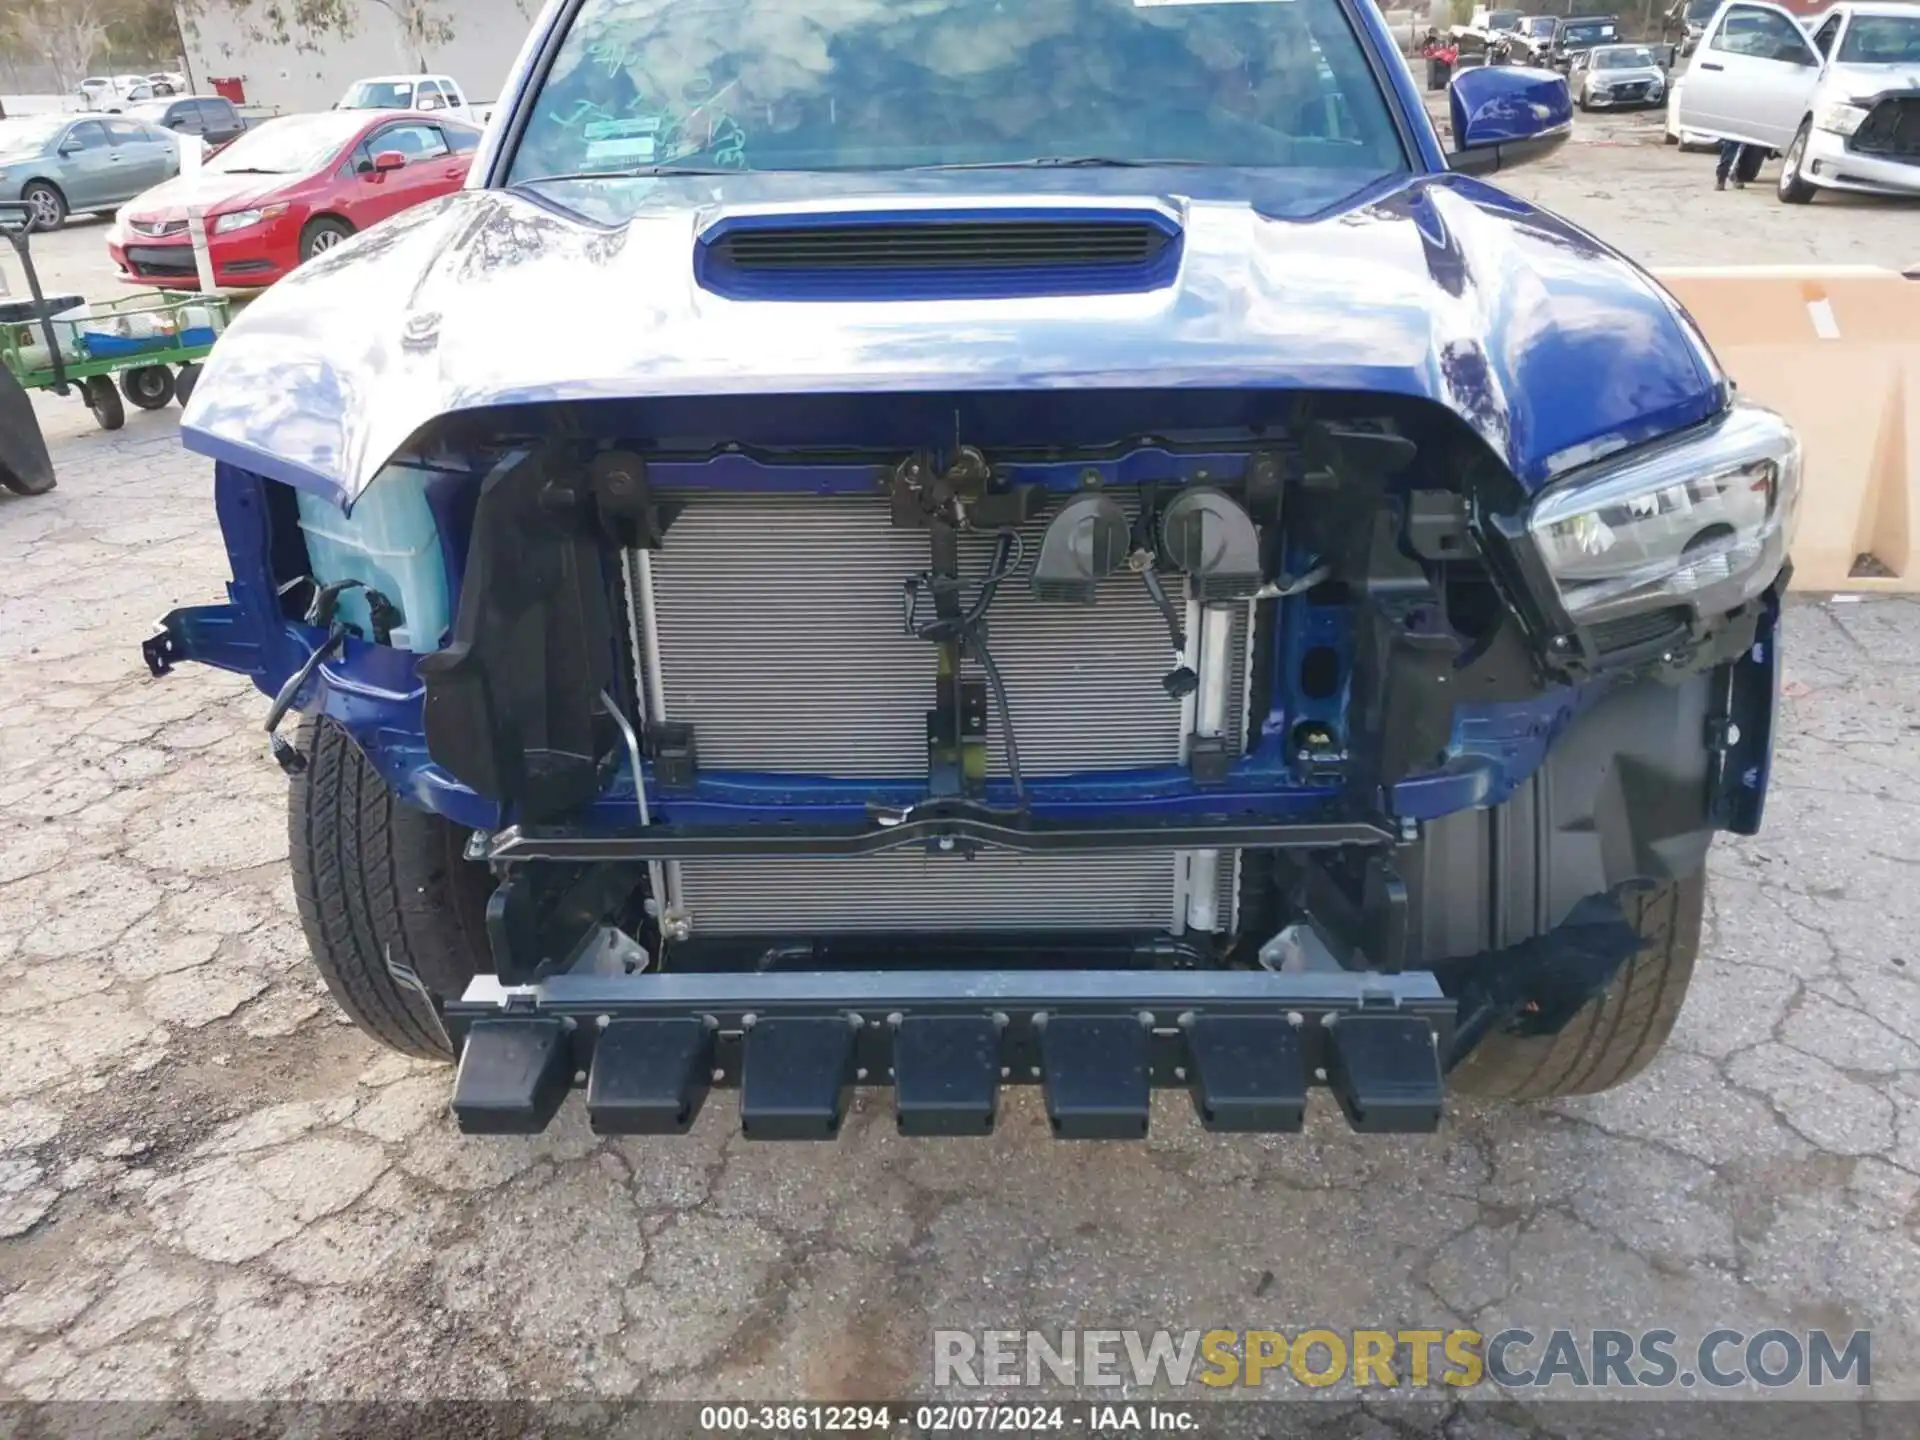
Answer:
[695,207,1183,301]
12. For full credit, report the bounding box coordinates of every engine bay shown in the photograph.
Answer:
[321,399,1756,982]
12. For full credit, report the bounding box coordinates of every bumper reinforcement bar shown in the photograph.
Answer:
[482,813,1399,863]
[444,968,1453,1140]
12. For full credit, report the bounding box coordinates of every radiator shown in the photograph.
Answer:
[629,490,1251,936]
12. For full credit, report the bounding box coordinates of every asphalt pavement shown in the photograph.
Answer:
[3,105,1920,1428]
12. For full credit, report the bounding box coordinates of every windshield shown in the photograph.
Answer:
[1488,11,1522,31]
[1595,46,1655,67]
[1564,20,1618,43]
[1838,14,1920,62]
[341,80,415,109]
[206,114,360,174]
[0,116,67,154]
[1524,18,1556,35]
[509,0,1406,185]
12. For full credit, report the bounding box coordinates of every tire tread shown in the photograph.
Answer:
[1451,873,1703,1100]
[288,718,482,1060]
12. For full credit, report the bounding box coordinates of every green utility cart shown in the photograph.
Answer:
[0,201,231,439]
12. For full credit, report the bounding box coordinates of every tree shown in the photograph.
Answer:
[7,0,114,91]
[186,0,458,68]
[365,0,455,70]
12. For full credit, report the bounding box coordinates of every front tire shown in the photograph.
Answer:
[22,181,66,232]
[1450,875,1703,1098]
[1778,122,1817,204]
[299,216,354,262]
[289,716,492,1060]
[1399,672,1717,1099]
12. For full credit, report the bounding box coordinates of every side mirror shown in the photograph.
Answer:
[58,141,81,156]
[372,149,408,173]
[1446,65,1573,175]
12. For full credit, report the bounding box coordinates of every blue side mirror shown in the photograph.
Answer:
[1447,65,1574,175]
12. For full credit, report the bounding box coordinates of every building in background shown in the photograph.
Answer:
[177,0,538,114]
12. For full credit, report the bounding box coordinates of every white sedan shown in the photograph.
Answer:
[1665,77,1718,150]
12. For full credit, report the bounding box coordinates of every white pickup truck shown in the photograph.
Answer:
[1451,6,1526,53]
[1676,1,1920,203]
[335,74,477,125]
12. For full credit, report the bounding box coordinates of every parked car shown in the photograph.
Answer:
[149,0,1796,1144]
[1549,14,1626,69]
[147,71,189,96]
[335,74,476,124]
[123,95,252,158]
[76,76,154,112]
[1678,1,1920,203]
[109,109,481,289]
[1664,75,1720,148]
[1495,15,1561,64]
[1666,0,1724,57]
[1451,6,1525,54]
[1572,44,1671,108]
[0,114,181,230]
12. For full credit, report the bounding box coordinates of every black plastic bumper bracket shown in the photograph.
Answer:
[444,968,1456,1139]
[1186,1015,1308,1132]
[1041,1016,1150,1139]
[894,1015,1000,1136]
[451,1018,574,1135]
[740,1018,856,1140]
[585,1018,712,1135]
[1324,1013,1444,1133]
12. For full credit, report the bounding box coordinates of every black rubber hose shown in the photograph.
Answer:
[967,629,1025,808]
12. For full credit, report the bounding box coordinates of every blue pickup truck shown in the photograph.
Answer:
[144,0,1797,1142]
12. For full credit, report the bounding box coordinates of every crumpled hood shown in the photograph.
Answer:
[180,171,1724,509]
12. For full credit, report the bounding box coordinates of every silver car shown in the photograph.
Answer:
[1573,44,1670,110]
[0,114,183,231]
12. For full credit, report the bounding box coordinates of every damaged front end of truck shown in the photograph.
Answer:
[142,0,1797,1141]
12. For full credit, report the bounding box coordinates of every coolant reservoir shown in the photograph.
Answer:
[295,471,450,652]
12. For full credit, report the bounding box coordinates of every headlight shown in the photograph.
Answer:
[1816,102,1870,136]
[1527,401,1800,626]
[211,203,288,234]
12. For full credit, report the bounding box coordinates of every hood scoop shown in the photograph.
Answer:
[695,206,1182,301]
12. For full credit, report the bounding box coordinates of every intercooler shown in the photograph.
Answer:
[625,491,1252,938]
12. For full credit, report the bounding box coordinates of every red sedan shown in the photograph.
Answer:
[108,109,481,290]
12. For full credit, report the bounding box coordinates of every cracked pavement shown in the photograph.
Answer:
[3,128,1920,1431]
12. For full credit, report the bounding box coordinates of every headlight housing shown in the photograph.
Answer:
[1816,101,1870,136]
[1526,401,1800,627]
[211,202,289,234]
